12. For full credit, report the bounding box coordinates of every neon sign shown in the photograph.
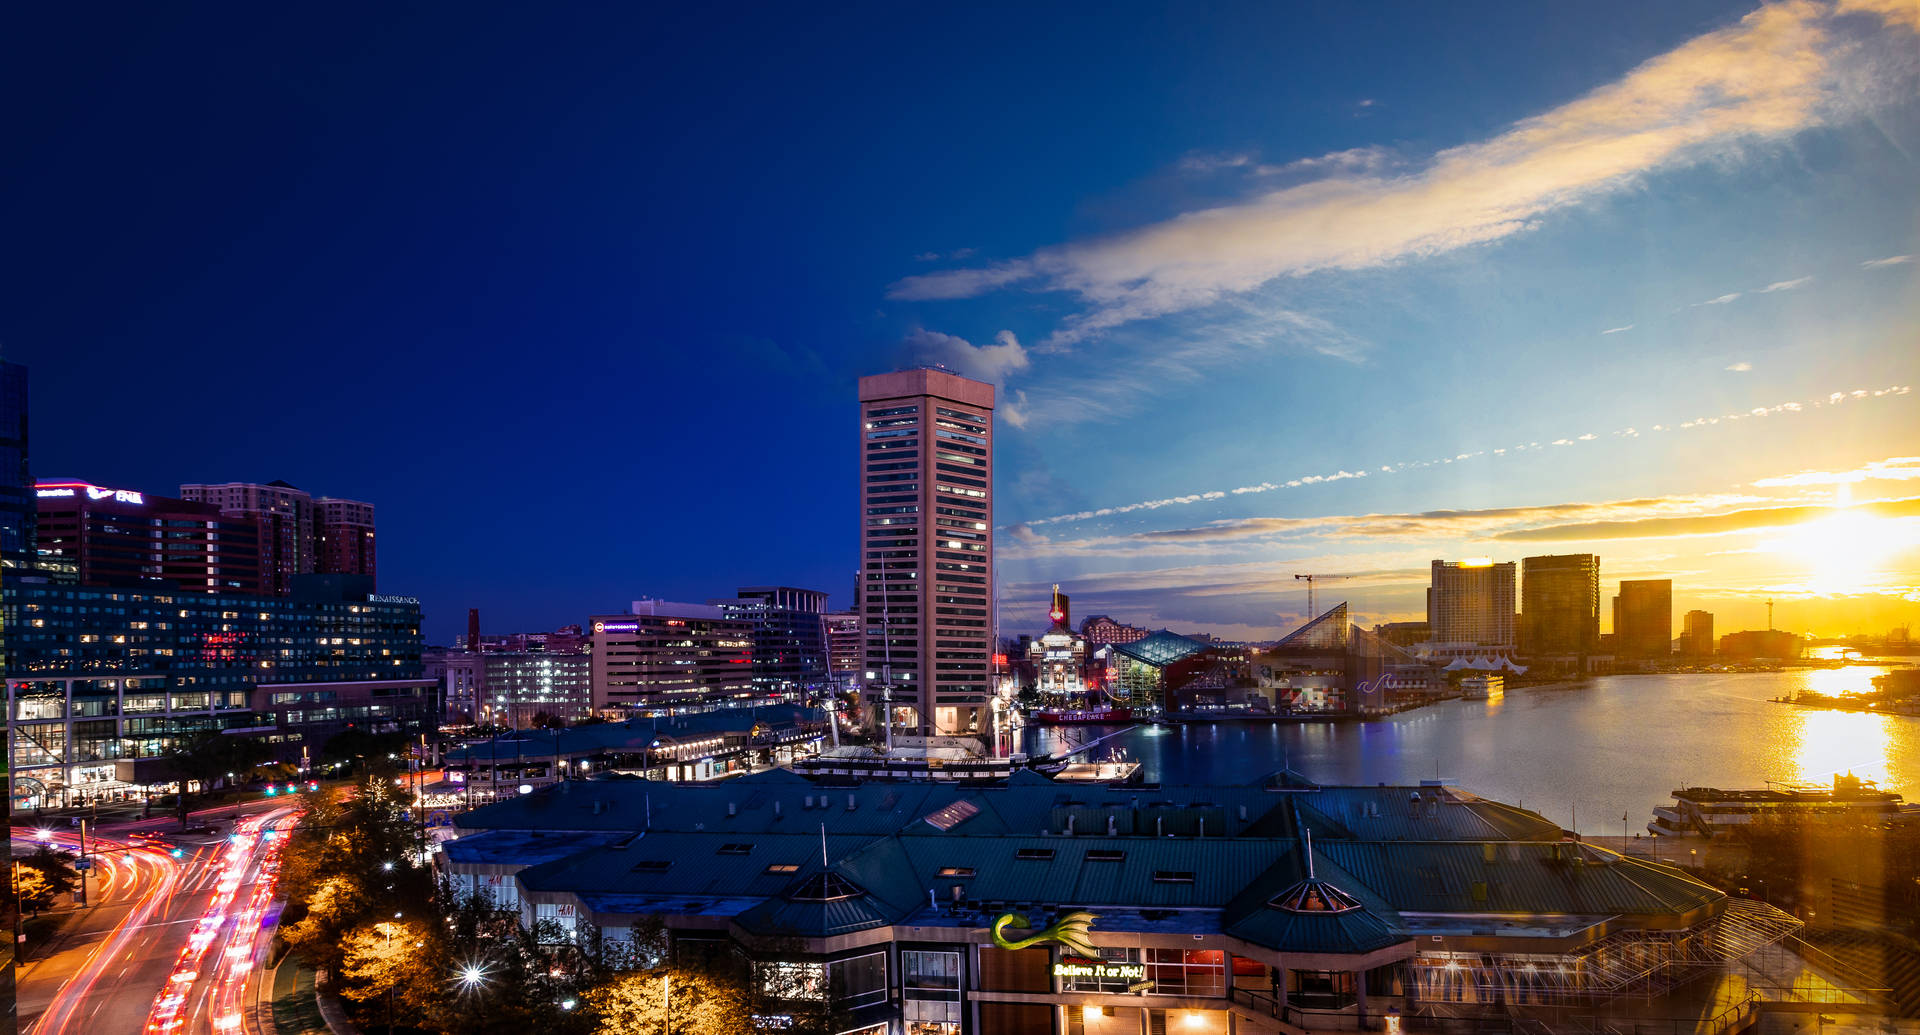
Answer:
[595,622,639,633]
[36,483,144,504]
[1052,962,1145,980]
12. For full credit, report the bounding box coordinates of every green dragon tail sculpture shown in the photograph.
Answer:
[990,910,1101,959]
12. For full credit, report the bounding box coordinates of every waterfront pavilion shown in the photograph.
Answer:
[435,768,1841,1033]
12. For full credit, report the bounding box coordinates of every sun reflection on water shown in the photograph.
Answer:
[1787,708,1894,787]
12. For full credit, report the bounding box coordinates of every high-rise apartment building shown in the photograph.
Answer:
[714,586,830,693]
[589,599,755,712]
[857,369,995,739]
[1519,554,1600,656]
[34,481,264,593]
[179,481,378,593]
[1427,559,1517,650]
[1682,610,1714,658]
[316,497,376,581]
[179,480,315,594]
[1613,579,1674,660]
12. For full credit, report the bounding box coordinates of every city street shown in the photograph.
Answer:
[15,800,300,1035]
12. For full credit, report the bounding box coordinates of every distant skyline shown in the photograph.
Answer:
[6,1,1917,643]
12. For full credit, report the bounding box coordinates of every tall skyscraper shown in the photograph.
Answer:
[1519,553,1600,656]
[857,369,994,739]
[1682,609,1714,658]
[180,480,314,594]
[1428,559,1517,650]
[0,361,32,575]
[316,497,377,583]
[1613,579,1674,660]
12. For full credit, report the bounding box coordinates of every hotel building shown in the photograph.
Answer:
[1426,559,1516,656]
[857,369,995,739]
[3,575,427,806]
[589,599,756,712]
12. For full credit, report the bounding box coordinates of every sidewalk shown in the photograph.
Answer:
[254,955,331,1035]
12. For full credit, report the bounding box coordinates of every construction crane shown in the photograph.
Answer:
[1293,573,1350,620]
[1766,599,1774,632]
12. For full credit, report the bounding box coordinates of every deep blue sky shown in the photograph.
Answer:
[7,2,1917,643]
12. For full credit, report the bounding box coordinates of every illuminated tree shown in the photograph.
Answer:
[16,846,77,914]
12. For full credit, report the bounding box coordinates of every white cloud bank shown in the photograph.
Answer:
[889,2,1910,346]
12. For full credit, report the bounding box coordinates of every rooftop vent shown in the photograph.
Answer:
[1015,848,1056,861]
[717,843,753,856]
[630,860,672,874]
[1086,849,1125,863]
[1152,870,1196,884]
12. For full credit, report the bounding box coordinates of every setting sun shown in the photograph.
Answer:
[1764,512,1920,596]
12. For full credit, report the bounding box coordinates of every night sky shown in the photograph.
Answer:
[7,3,1918,643]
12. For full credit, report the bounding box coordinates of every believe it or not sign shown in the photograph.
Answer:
[1052,961,1146,981]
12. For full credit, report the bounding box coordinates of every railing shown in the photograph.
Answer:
[1231,986,1281,1017]
[1569,991,1760,1035]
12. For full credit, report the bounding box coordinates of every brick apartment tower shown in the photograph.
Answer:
[857,369,994,740]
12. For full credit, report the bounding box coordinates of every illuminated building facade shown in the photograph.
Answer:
[825,610,863,685]
[588,599,756,712]
[3,576,425,806]
[1426,559,1516,651]
[714,586,831,693]
[316,496,377,582]
[33,480,264,593]
[1519,553,1600,656]
[1612,579,1673,661]
[1026,587,1088,699]
[1080,615,1149,646]
[857,369,995,739]
[179,480,379,593]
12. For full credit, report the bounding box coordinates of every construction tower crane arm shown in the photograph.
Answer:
[1293,573,1351,619]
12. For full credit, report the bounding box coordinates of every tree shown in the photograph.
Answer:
[13,868,55,916]
[279,776,432,973]
[16,846,78,913]
[340,917,446,1031]
[529,712,566,730]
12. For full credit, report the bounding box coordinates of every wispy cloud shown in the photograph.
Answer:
[1860,253,1913,268]
[1726,361,1753,371]
[1491,495,1920,541]
[890,2,1891,345]
[1751,456,1920,487]
[901,328,1029,386]
[1695,292,1745,306]
[1019,383,1911,527]
[1759,275,1814,292]
[1602,324,1635,335]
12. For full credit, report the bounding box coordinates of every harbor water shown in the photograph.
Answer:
[1018,665,1920,833]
